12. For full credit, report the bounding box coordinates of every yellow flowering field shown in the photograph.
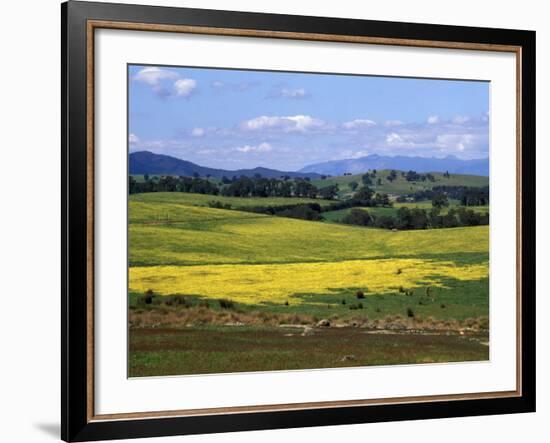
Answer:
[129,199,489,267]
[129,258,488,305]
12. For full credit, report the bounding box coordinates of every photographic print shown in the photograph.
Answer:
[127,64,490,377]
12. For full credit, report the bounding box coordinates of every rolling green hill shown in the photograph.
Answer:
[129,192,489,267]
[312,170,488,197]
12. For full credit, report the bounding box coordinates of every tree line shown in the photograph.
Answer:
[342,205,488,230]
[129,174,341,200]
[206,186,393,222]
[129,175,220,195]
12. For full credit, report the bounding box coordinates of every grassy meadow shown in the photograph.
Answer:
[128,187,489,377]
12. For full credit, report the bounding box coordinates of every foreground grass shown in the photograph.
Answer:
[130,273,488,325]
[129,326,489,377]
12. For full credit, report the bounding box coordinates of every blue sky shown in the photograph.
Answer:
[128,64,489,171]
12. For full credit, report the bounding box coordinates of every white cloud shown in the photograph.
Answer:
[349,150,369,159]
[129,133,139,144]
[436,133,476,153]
[173,78,197,97]
[240,115,326,133]
[384,120,403,126]
[236,142,272,153]
[385,132,404,144]
[133,67,178,86]
[342,119,376,129]
[427,115,440,124]
[211,80,259,92]
[133,112,487,166]
[197,149,217,155]
[452,115,470,124]
[274,88,309,99]
[133,67,196,98]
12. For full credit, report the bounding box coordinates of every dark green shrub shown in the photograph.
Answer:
[218,299,235,310]
[144,289,154,305]
[164,295,190,307]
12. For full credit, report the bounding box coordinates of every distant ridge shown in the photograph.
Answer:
[300,154,489,176]
[129,151,321,179]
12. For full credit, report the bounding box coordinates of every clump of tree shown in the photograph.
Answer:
[404,170,436,182]
[354,186,374,201]
[276,204,324,221]
[394,207,430,229]
[460,187,489,206]
[240,202,323,221]
[431,193,450,210]
[354,187,392,208]
[386,170,398,182]
[129,175,220,195]
[318,184,339,200]
[399,185,489,206]
[361,173,373,186]
[341,209,373,226]
[321,187,392,215]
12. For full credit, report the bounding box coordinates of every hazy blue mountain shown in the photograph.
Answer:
[299,154,489,176]
[129,151,321,179]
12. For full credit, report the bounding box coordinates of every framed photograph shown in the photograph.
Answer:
[62,1,535,441]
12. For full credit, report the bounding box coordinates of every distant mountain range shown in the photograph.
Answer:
[300,154,489,177]
[129,151,322,179]
[130,151,489,179]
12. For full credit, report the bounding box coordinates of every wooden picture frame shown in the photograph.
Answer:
[62,1,536,441]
